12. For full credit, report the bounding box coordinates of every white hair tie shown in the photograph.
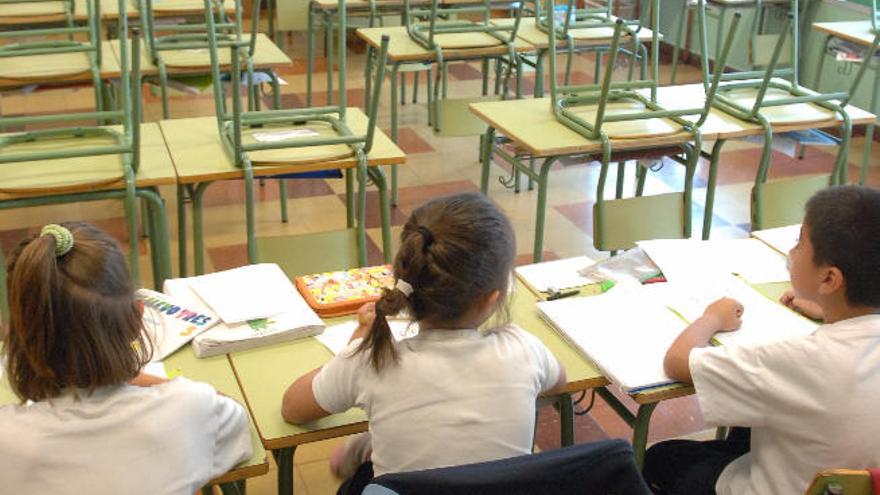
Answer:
[395,279,413,297]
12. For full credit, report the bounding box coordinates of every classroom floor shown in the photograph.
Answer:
[2,27,878,495]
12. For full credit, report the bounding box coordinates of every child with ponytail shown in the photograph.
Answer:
[0,222,252,495]
[282,192,567,494]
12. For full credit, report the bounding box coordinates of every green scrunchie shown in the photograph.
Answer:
[40,224,74,257]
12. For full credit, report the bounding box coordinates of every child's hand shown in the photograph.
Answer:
[702,297,744,332]
[780,290,824,321]
[349,302,377,343]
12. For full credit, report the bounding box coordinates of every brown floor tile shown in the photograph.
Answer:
[386,127,435,154]
[447,62,484,81]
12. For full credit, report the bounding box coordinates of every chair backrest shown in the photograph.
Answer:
[804,469,873,495]
[403,0,523,51]
[548,0,738,141]
[0,0,140,173]
[204,0,391,167]
[873,0,879,34]
[363,439,651,495]
[533,0,625,40]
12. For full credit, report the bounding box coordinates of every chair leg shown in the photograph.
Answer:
[279,179,289,223]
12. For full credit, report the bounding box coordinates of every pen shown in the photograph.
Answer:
[546,289,579,301]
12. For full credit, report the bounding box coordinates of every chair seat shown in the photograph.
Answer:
[0,51,92,81]
[0,0,66,18]
[721,86,837,125]
[434,31,505,50]
[0,132,127,198]
[570,99,685,139]
[242,121,358,166]
[151,0,233,14]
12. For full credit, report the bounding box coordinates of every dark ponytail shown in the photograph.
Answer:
[354,192,516,372]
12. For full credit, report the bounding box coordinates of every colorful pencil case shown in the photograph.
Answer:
[294,265,395,317]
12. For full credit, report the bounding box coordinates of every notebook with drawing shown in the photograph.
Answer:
[537,283,686,392]
[164,266,325,358]
[138,289,220,361]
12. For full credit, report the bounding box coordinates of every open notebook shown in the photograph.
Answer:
[164,264,325,358]
[638,238,790,284]
[537,282,686,392]
[752,224,801,254]
[139,288,220,361]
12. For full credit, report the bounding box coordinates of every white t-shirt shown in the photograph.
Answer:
[690,314,880,495]
[0,377,252,495]
[312,324,561,477]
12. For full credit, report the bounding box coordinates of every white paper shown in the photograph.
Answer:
[253,129,319,142]
[752,224,801,255]
[188,264,305,324]
[537,283,685,391]
[142,361,168,378]
[164,275,325,358]
[649,275,817,347]
[316,319,419,355]
[515,256,596,293]
[638,238,790,284]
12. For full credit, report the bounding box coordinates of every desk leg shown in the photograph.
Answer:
[368,166,393,262]
[279,179,289,223]
[217,481,246,495]
[307,4,315,107]
[178,184,188,277]
[533,157,557,263]
[191,182,212,275]
[274,446,297,495]
[701,139,726,240]
[861,69,879,185]
[558,393,574,447]
[480,127,496,193]
[390,62,402,207]
[595,387,658,469]
[535,49,545,98]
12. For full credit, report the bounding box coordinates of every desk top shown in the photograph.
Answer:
[356,25,534,63]
[0,123,177,199]
[109,33,290,77]
[469,83,875,157]
[160,110,406,184]
[0,41,121,88]
[162,348,269,484]
[812,21,878,47]
[0,0,235,23]
[230,278,605,450]
[491,16,660,50]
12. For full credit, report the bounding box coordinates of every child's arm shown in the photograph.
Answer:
[780,290,824,321]
[664,298,744,383]
[282,303,375,424]
[543,362,567,396]
[281,367,330,424]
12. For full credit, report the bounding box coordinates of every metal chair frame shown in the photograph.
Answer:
[205,0,392,266]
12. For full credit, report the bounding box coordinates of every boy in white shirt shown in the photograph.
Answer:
[643,185,880,495]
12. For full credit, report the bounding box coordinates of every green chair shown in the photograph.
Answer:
[204,0,393,266]
[0,6,172,315]
[0,0,106,115]
[140,0,281,118]
[706,8,868,231]
[812,0,880,186]
[404,0,525,133]
[547,0,736,252]
[804,469,873,495]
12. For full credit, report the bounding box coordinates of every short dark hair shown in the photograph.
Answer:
[3,222,151,402]
[804,185,880,308]
[356,192,516,371]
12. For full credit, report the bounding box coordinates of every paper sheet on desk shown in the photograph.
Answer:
[752,224,801,255]
[515,256,596,293]
[646,276,817,347]
[317,320,419,355]
[638,238,790,284]
[537,282,684,392]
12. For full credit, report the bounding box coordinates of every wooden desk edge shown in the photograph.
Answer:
[209,455,270,485]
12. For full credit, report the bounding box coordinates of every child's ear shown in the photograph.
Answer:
[818,266,845,297]
[479,290,501,312]
[134,299,145,318]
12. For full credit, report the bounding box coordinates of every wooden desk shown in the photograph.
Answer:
[109,33,291,78]
[0,123,175,287]
[0,41,121,89]
[812,21,879,185]
[0,346,269,493]
[229,277,606,495]
[159,110,406,276]
[469,83,875,259]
